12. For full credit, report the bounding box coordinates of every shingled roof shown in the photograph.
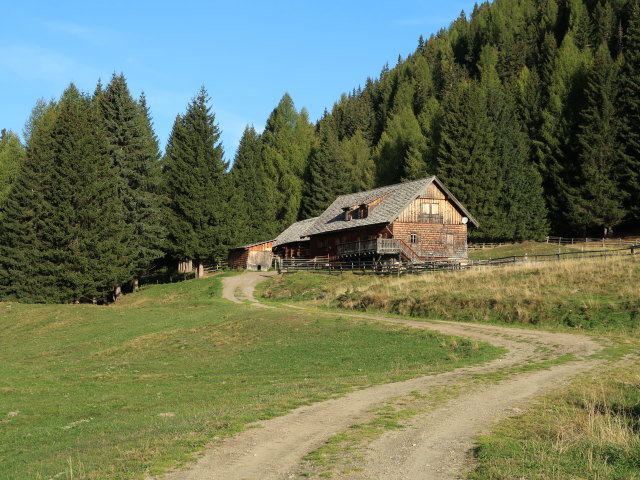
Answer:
[273,217,318,246]
[306,176,478,236]
[228,239,274,251]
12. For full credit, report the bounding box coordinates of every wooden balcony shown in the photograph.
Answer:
[337,238,422,262]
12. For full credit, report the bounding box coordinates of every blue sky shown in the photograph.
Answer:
[1,1,479,160]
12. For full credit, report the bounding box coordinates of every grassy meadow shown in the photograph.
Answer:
[261,247,640,479]
[0,274,500,480]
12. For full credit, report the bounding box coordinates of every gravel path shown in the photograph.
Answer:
[158,272,603,480]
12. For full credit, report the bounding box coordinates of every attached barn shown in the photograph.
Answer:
[227,240,274,271]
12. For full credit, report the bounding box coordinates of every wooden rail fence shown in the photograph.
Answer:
[277,244,638,276]
[545,235,639,247]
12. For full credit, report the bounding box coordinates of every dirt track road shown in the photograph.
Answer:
[159,272,603,480]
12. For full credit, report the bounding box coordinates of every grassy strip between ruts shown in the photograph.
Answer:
[297,351,583,479]
[469,357,640,480]
[0,274,502,480]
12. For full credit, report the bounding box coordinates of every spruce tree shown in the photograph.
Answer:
[260,93,313,236]
[0,130,25,209]
[22,98,55,149]
[533,32,592,231]
[340,130,375,192]
[436,79,505,239]
[300,115,348,218]
[374,106,427,185]
[480,47,549,240]
[495,92,549,241]
[0,103,58,301]
[0,85,127,303]
[229,126,268,244]
[617,1,640,222]
[98,74,165,289]
[567,44,625,235]
[163,87,229,276]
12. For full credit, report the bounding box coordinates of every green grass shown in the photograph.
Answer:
[468,241,578,260]
[470,359,640,480]
[0,274,501,480]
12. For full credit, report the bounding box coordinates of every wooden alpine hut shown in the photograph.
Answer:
[305,176,478,263]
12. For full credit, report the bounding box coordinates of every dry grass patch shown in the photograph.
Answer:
[470,358,640,479]
[264,256,640,334]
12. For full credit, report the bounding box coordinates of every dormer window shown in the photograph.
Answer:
[358,204,368,219]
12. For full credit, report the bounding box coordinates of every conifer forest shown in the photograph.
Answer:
[1,0,639,303]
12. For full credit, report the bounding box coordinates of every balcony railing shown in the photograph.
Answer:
[337,238,415,257]
[418,213,443,223]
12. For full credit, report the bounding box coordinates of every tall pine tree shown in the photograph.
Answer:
[0,130,25,210]
[567,44,625,235]
[98,74,165,289]
[300,114,349,218]
[163,87,230,276]
[617,1,640,223]
[0,85,127,303]
[260,93,313,236]
[229,126,269,244]
[436,79,505,239]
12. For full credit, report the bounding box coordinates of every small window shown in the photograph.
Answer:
[345,210,352,221]
[359,205,368,219]
[409,233,418,244]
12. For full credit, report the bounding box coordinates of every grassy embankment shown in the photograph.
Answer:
[0,273,500,480]
[262,245,640,478]
[263,251,640,335]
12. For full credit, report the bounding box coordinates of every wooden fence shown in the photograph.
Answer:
[468,242,507,250]
[545,235,639,247]
[277,244,638,276]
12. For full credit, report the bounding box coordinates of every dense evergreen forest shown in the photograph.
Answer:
[0,0,639,303]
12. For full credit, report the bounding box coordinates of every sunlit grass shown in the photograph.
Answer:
[0,275,500,480]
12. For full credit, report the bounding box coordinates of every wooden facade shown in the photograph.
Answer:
[273,242,310,259]
[227,240,274,270]
[308,225,388,259]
